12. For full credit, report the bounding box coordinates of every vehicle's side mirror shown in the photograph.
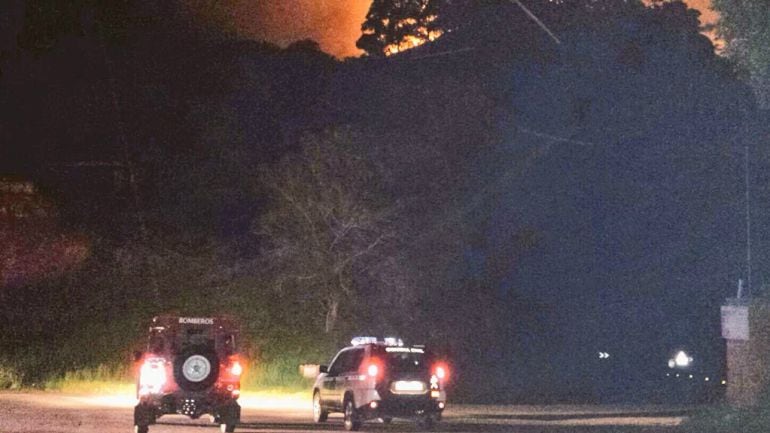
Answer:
[133,351,144,362]
[319,365,328,374]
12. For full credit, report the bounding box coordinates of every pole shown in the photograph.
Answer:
[745,141,752,297]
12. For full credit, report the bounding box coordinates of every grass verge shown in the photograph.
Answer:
[39,359,314,396]
[0,363,23,389]
[683,404,770,433]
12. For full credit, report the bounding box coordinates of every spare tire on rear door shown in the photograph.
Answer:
[173,345,219,391]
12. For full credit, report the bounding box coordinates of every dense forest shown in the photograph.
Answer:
[1,0,767,402]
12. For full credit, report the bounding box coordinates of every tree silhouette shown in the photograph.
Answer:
[255,128,412,333]
[357,0,442,56]
[712,0,770,107]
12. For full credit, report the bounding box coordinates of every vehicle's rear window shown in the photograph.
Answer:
[180,327,214,347]
[378,348,431,373]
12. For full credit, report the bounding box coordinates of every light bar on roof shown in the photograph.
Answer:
[383,337,404,346]
[351,336,378,345]
[351,336,409,346]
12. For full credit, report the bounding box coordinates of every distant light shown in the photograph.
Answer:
[668,359,676,368]
[438,401,445,409]
[435,366,446,380]
[705,377,710,382]
[722,379,727,385]
[674,351,692,368]
[369,401,379,409]
[689,374,693,379]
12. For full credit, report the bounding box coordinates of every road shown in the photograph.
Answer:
[0,392,690,433]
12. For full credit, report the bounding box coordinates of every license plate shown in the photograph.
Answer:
[392,381,426,393]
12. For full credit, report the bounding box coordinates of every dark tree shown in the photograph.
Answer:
[256,128,414,334]
[357,0,442,56]
[712,0,770,107]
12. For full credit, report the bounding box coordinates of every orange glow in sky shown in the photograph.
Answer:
[185,0,719,59]
[646,0,718,29]
[184,0,370,58]
[680,0,718,27]
[682,0,722,48]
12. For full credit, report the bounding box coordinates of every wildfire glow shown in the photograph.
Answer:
[182,0,370,58]
[184,1,719,58]
[383,16,443,56]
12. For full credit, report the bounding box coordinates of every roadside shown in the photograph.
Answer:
[1,391,692,428]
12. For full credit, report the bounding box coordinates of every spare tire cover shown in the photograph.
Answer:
[174,346,219,391]
[182,355,211,382]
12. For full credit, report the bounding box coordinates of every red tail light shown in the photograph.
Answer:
[221,356,244,381]
[138,357,167,396]
[433,363,449,381]
[367,363,379,377]
[364,358,384,379]
[230,359,243,376]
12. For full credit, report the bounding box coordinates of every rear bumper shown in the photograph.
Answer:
[138,391,240,419]
[359,394,445,419]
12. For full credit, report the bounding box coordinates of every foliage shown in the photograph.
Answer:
[256,128,415,333]
[0,187,89,289]
[408,0,755,401]
[0,232,340,388]
[241,334,332,391]
[44,364,134,394]
[712,0,770,107]
[0,0,763,402]
[0,361,22,389]
[684,402,770,433]
[357,0,442,56]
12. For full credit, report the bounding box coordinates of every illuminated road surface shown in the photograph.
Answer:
[0,392,689,433]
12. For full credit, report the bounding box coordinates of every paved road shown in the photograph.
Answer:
[0,392,690,433]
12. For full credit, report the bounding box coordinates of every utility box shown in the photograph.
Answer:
[722,298,770,406]
[722,303,750,341]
